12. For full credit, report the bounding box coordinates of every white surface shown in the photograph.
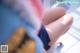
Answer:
[65,42,80,53]
[56,8,80,53]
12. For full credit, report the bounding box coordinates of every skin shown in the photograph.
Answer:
[5,6,73,53]
[1,0,73,53]
[42,7,66,25]
[42,7,73,52]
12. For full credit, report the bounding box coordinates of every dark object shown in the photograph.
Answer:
[38,25,50,50]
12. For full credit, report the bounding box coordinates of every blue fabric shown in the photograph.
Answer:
[0,4,43,53]
[38,25,50,50]
[0,4,22,44]
[22,23,43,53]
